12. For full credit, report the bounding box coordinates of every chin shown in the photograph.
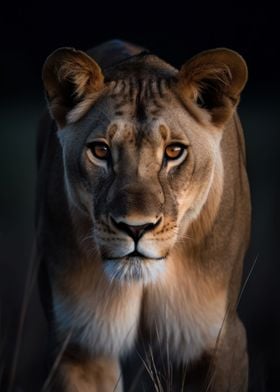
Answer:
[103,256,166,285]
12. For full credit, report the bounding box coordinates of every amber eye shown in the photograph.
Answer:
[165,144,186,160]
[87,142,110,160]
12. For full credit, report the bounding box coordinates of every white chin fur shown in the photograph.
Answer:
[103,257,166,285]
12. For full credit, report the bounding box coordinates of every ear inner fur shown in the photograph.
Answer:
[177,48,248,125]
[42,48,104,127]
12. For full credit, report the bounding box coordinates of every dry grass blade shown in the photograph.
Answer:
[153,321,168,388]
[127,364,146,392]
[237,254,259,307]
[7,240,39,392]
[0,364,4,389]
[136,348,162,392]
[205,254,259,391]
[41,330,73,392]
[112,370,123,392]
[148,344,164,392]
[180,364,188,392]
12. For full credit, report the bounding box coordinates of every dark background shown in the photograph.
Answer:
[0,3,279,391]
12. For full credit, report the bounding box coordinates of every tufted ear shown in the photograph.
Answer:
[178,48,248,126]
[42,47,104,128]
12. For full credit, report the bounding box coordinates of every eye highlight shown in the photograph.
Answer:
[165,144,187,160]
[87,142,110,161]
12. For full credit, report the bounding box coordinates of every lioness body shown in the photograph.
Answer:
[38,40,250,391]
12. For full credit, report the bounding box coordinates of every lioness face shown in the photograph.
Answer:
[58,79,222,284]
[43,48,247,284]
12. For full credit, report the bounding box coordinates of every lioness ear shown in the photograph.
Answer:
[42,47,104,128]
[178,48,248,126]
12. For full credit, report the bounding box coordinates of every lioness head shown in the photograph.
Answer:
[43,47,247,284]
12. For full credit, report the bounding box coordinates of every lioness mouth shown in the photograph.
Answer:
[126,250,145,258]
[106,251,165,262]
[126,254,166,262]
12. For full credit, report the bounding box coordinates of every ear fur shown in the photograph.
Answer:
[178,48,248,125]
[42,48,104,128]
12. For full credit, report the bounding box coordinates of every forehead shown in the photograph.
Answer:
[108,77,173,119]
[86,75,198,145]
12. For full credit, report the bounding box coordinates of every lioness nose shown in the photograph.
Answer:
[110,217,161,242]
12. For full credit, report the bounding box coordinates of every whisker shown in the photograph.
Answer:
[79,232,94,244]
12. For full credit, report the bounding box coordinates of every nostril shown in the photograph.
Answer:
[128,223,153,239]
[110,217,161,242]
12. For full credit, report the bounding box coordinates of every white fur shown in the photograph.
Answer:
[54,251,226,366]
[142,254,227,364]
[53,283,143,357]
[104,257,166,285]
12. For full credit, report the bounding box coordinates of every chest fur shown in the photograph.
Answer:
[142,279,226,363]
[53,280,143,357]
[53,261,226,364]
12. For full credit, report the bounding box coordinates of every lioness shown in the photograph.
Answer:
[37,39,250,391]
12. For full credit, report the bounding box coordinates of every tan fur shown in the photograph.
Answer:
[38,40,250,391]
[61,357,122,392]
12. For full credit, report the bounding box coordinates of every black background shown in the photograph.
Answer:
[0,3,279,391]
